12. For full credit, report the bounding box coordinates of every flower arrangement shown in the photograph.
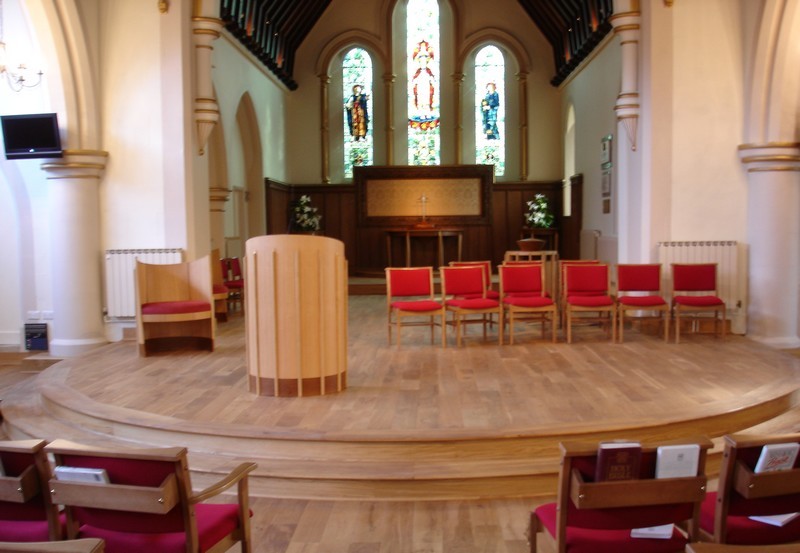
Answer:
[524,194,554,229]
[292,195,322,232]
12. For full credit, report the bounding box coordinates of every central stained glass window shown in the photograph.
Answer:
[407,0,440,165]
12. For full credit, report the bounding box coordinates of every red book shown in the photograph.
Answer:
[595,441,642,482]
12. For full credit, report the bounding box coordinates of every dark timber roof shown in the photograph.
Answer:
[219,0,613,89]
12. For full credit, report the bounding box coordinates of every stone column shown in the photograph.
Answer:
[383,73,396,165]
[739,143,800,347]
[320,74,331,183]
[192,16,223,155]
[41,150,109,357]
[209,186,231,254]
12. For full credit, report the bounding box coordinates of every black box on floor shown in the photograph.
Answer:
[25,323,48,351]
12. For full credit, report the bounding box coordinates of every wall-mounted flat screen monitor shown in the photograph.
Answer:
[1,113,63,160]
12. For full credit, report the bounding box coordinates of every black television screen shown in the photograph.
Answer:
[1,113,63,160]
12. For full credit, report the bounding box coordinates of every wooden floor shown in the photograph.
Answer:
[3,295,800,551]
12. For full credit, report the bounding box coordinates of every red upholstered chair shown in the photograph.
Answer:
[529,438,712,553]
[558,260,601,326]
[221,257,244,313]
[135,255,215,356]
[699,433,800,546]
[616,263,670,343]
[439,265,503,346]
[0,439,62,542]
[210,249,229,323]
[448,261,499,300]
[45,439,256,553]
[385,266,446,347]
[563,264,616,343]
[671,263,726,343]
[499,264,557,344]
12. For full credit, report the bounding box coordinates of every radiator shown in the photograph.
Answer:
[657,241,747,334]
[104,249,184,318]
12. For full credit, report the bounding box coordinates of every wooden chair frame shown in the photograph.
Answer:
[701,432,800,546]
[0,439,61,542]
[671,263,726,344]
[211,249,229,322]
[0,539,105,552]
[499,263,557,344]
[135,255,215,356]
[385,266,446,347]
[529,438,712,553]
[440,265,503,346]
[616,263,670,343]
[45,439,256,553]
[563,263,616,343]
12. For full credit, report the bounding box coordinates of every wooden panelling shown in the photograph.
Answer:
[264,176,582,273]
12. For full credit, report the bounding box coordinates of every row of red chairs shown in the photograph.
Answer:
[0,439,255,552]
[529,432,800,553]
[386,261,726,347]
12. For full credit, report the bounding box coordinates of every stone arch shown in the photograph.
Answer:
[235,93,265,241]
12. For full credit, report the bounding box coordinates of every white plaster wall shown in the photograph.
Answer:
[98,0,167,248]
[213,37,288,185]
[668,0,747,241]
[561,39,621,237]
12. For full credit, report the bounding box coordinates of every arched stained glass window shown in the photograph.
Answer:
[343,48,373,178]
[475,45,505,176]
[407,0,440,165]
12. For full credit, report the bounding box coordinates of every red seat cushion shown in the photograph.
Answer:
[224,279,244,289]
[446,298,499,310]
[79,504,244,553]
[212,284,229,295]
[673,295,724,307]
[141,301,211,315]
[535,502,688,553]
[504,296,554,308]
[568,295,614,307]
[391,300,442,312]
[618,296,667,307]
[699,492,800,545]
[0,519,53,542]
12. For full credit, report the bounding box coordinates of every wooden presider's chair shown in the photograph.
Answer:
[499,263,557,344]
[385,266,446,347]
[616,263,670,342]
[530,438,712,553]
[699,432,800,546]
[45,439,256,553]
[135,254,215,356]
[671,263,726,344]
[0,439,61,542]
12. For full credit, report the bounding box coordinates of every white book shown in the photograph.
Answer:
[0,458,4,477]
[748,443,800,527]
[750,513,800,527]
[754,442,800,473]
[631,444,701,540]
[630,524,674,539]
[54,466,109,483]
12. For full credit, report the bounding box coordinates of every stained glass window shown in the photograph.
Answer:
[475,45,505,176]
[407,0,440,165]
[343,48,373,178]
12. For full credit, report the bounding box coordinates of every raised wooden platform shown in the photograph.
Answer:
[3,295,800,501]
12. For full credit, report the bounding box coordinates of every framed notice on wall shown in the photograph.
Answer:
[601,134,613,167]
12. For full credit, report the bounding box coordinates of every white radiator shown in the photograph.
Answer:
[104,249,184,318]
[657,241,747,334]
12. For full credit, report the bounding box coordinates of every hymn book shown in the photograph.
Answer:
[631,444,701,540]
[54,466,110,483]
[749,442,800,527]
[0,458,4,476]
[594,441,642,482]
